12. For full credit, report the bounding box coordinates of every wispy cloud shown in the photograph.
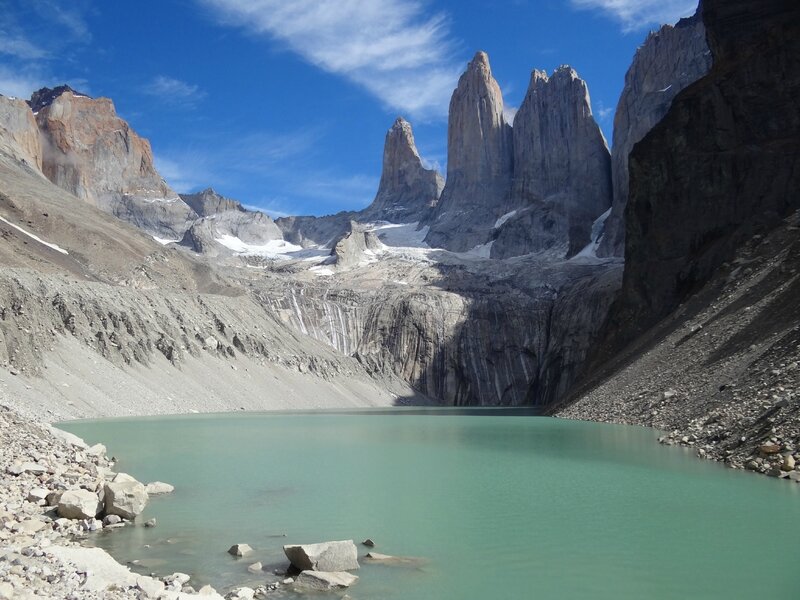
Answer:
[0,34,48,60]
[144,76,204,99]
[0,65,44,98]
[198,0,462,120]
[570,0,698,31]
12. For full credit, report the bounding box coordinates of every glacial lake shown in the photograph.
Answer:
[60,409,800,599]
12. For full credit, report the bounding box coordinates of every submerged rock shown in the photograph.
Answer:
[145,481,175,495]
[227,543,253,557]
[294,570,358,591]
[283,540,359,572]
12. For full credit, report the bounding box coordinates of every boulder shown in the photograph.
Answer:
[57,489,101,520]
[137,576,165,599]
[26,487,49,503]
[225,587,255,600]
[145,481,175,495]
[283,540,359,572]
[112,472,139,483]
[247,562,263,574]
[294,571,358,591]
[227,543,253,557]
[103,481,149,519]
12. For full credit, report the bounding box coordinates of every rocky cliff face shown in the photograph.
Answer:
[34,87,196,239]
[610,0,800,341]
[493,67,611,259]
[180,188,245,217]
[0,96,42,172]
[179,209,283,256]
[360,118,443,223]
[330,221,383,269]
[425,52,514,252]
[597,12,712,258]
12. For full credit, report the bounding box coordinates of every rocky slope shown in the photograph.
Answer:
[424,51,514,252]
[359,117,443,223]
[494,66,612,259]
[559,0,800,479]
[597,11,711,258]
[33,87,197,240]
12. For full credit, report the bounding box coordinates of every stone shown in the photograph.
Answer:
[227,543,253,557]
[0,582,13,600]
[759,443,782,455]
[103,480,149,519]
[57,489,101,520]
[294,571,359,591]
[112,472,139,483]
[86,443,106,456]
[360,117,443,223]
[225,587,255,600]
[47,546,138,592]
[425,51,513,252]
[26,487,49,503]
[137,575,166,598]
[247,562,263,574]
[144,518,157,528]
[331,221,384,269]
[103,514,122,526]
[16,518,46,534]
[597,10,712,257]
[361,538,375,547]
[495,66,611,259]
[283,540,360,572]
[782,455,796,471]
[364,552,426,567]
[145,481,175,495]
[7,461,47,475]
[33,87,197,239]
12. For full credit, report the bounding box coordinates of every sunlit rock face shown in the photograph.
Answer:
[33,86,196,239]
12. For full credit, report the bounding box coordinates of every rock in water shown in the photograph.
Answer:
[144,481,174,495]
[425,51,513,252]
[227,544,253,557]
[283,540,360,572]
[32,86,197,239]
[294,571,358,591]
[494,66,611,259]
[57,489,101,520]
[0,95,42,171]
[360,117,443,223]
[597,10,712,258]
[103,481,149,519]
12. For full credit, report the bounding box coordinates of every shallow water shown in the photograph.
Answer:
[60,409,800,599]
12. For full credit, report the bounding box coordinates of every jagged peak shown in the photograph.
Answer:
[28,85,91,113]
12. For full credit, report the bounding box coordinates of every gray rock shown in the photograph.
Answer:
[364,552,426,567]
[361,538,375,547]
[494,66,611,259]
[425,51,514,251]
[136,575,165,598]
[597,10,712,257]
[227,543,253,557]
[181,188,245,217]
[57,489,101,520]
[103,480,149,519]
[0,95,42,171]
[144,481,174,495]
[102,514,122,526]
[247,561,263,574]
[26,487,49,503]
[144,518,157,528]
[294,571,358,591]
[283,540,360,572]
[179,209,283,257]
[331,221,383,268]
[225,587,255,600]
[360,117,443,223]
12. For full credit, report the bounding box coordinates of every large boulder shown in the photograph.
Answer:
[294,571,358,591]
[57,489,101,520]
[103,480,148,519]
[283,540,359,572]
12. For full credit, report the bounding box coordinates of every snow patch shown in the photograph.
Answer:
[215,234,303,259]
[462,240,494,259]
[494,210,517,229]
[152,236,180,245]
[310,266,335,276]
[0,216,68,255]
[572,207,612,261]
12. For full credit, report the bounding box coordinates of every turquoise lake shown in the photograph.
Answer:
[59,409,800,599]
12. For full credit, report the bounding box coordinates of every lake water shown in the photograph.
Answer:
[59,409,800,599]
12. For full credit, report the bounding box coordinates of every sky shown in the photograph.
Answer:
[0,0,698,217]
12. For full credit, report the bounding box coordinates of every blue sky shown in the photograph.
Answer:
[0,0,697,217]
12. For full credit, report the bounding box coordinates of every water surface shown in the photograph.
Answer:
[60,409,800,599]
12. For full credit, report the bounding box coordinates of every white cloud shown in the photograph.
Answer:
[570,0,698,31]
[0,33,48,60]
[198,0,462,119]
[0,65,44,98]
[144,76,203,99]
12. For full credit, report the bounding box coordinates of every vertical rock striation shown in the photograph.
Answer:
[494,67,611,258]
[33,87,196,239]
[425,51,513,252]
[360,117,443,223]
[611,0,800,340]
[0,96,42,172]
[597,11,712,258]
